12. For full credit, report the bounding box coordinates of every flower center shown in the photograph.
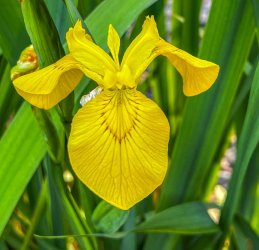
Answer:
[103,64,135,90]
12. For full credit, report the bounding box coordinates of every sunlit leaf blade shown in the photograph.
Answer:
[0,103,46,235]
[135,202,219,234]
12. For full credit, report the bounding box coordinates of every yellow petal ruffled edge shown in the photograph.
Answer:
[13,54,83,109]
[155,40,220,96]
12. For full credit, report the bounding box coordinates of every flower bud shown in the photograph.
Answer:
[11,45,38,80]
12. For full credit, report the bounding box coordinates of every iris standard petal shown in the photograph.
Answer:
[68,89,169,210]
[108,24,120,67]
[155,40,220,96]
[13,54,83,109]
[66,20,117,86]
[121,16,160,83]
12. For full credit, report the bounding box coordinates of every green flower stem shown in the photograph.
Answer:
[45,156,99,250]
[21,180,49,250]
[32,107,62,163]
[21,0,75,137]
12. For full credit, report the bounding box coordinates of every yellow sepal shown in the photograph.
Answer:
[155,40,220,96]
[13,54,83,109]
[68,89,170,210]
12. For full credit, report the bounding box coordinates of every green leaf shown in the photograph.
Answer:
[220,61,259,230]
[92,201,129,233]
[21,0,64,66]
[64,0,88,29]
[135,202,219,234]
[44,0,71,41]
[86,0,158,46]
[0,63,22,136]
[45,157,97,250]
[233,215,259,250]
[0,0,29,65]
[21,180,48,250]
[0,103,46,235]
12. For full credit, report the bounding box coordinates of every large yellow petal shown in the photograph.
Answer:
[13,54,83,109]
[121,16,160,84]
[66,21,117,86]
[154,40,220,96]
[68,89,169,210]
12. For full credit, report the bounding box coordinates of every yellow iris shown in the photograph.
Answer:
[13,16,219,210]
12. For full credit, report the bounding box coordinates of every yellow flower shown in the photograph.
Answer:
[13,16,219,210]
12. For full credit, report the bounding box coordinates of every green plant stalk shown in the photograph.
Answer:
[45,157,98,250]
[32,108,62,162]
[21,180,48,250]
[21,0,64,65]
[21,0,75,132]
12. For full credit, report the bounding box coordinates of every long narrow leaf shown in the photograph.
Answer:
[0,103,46,235]
[220,61,259,230]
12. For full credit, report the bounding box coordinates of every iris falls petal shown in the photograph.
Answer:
[155,40,220,96]
[13,54,83,109]
[68,89,170,210]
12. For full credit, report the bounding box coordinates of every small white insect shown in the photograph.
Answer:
[80,86,102,106]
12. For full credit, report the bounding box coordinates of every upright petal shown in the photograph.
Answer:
[68,89,169,210]
[66,21,117,86]
[121,16,160,84]
[155,40,220,96]
[13,54,83,109]
[108,24,120,67]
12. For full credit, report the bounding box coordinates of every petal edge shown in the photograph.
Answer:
[13,54,83,109]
